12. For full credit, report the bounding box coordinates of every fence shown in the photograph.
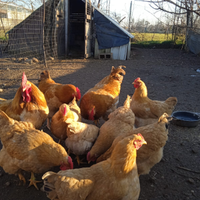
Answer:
[0,0,65,64]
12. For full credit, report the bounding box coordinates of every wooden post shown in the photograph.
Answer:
[65,0,69,57]
[128,1,132,32]
[42,0,47,67]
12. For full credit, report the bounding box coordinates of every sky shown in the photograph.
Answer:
[109,0,166,24]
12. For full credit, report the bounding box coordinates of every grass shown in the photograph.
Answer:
[0,30,9,41]
[131,33,185,48]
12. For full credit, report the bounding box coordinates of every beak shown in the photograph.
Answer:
[143,140,147,145]
[167,116,173,121]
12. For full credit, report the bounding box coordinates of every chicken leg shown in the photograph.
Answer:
[18,172,26,185]
[76,155,87,165]
[28,172,42,190]
[94,119,100,126]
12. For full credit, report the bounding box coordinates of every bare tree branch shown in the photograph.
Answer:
[136,0,200,16]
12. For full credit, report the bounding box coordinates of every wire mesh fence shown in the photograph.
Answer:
[0,0,65,65]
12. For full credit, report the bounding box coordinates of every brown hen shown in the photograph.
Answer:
[80,65,126,124]
[130,77,177,127]
[42,133,146,200]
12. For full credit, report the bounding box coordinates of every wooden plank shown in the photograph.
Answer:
[85,14,91,20]
[84,0,93,58]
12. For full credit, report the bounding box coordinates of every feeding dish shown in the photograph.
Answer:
[171,111,200,127]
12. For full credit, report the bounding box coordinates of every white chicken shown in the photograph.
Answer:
[65,121,99,165]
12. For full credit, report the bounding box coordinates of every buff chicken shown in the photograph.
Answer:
[80,65,126,124]
[0,72,49,129]
[97,113,171,175]
[130,77,177,127]
[0,110,73,190]
[42,133,146,200]
[87,95,136,163]
[65,121,99,165]
[38,70,81,129]
[50,100,81,141]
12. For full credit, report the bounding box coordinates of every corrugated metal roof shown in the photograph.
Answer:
[82,0,134,39]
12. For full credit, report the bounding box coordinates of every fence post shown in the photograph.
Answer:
[42,0,48,67]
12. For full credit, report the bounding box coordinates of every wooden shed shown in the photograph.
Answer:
[6,0,133,60]
[65,0,134,60]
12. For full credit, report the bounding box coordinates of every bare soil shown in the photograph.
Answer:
[0,48,200,200]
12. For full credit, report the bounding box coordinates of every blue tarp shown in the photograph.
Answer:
[94,10,130,50]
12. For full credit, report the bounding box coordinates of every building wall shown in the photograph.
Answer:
[94,38,131,60]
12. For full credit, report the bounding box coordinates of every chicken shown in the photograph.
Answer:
[68,97,82,121]
[97,113,170,175]
[0,110,73,190]
[0,72,49,129]
[130,77,177,127]
[80,65,126,124]
[50,102,81,141]
[42,133,146,200]
[65,121,99,165]
[38,70,81,129]
[87,95,136,163]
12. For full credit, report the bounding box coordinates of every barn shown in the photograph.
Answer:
[6,0,134,60]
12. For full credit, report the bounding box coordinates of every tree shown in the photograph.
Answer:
[110,11,126,24]
[136,0,200,16]
[136,0,200,29]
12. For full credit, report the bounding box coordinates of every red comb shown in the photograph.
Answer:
[137,133,144,140]
[89,107,95,120]
[21,72,27,87]
[68,156,73,169]
[134,77,140,82]
[87,152,90,161]
[63,105,67,116]
[87,152,96,162]
[60,156,73,170]
[76,87,81,100]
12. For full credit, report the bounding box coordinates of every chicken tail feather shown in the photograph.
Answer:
[0,110,14,126]
[42,171,58,200]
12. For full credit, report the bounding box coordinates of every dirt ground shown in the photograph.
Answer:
[0,48,200,200]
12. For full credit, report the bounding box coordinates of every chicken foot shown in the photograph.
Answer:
[94,119,100,126]
[28,172,42,190]
[76,155,87,165]
[67,148,71,155]
[18,172,26,185]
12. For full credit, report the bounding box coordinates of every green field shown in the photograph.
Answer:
[0,30,9,41]
[131,33,185,46]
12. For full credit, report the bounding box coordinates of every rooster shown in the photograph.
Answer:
[130,77,177,127]
[38,70,81,129]
[0,110,73,190]
[0,72,49,129]
[80,65,126,124]
[42,133,146,200]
